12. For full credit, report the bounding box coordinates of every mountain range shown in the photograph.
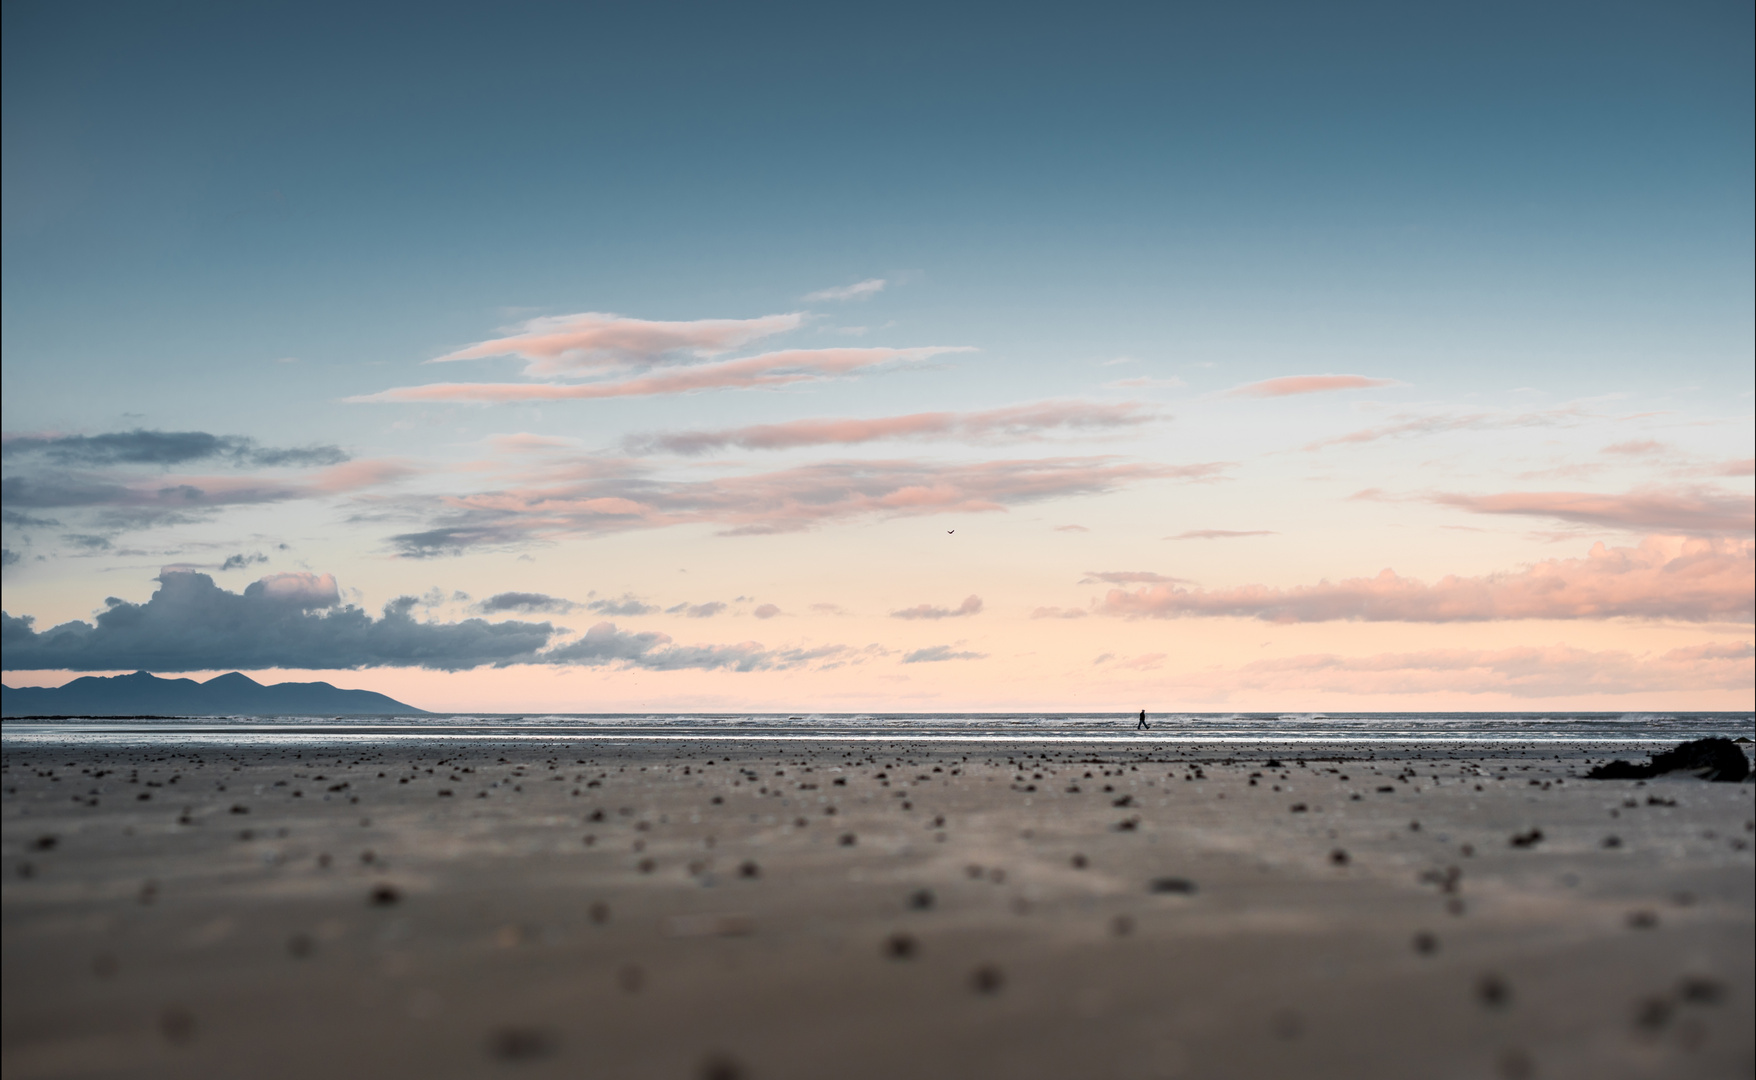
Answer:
[1,671,425,717]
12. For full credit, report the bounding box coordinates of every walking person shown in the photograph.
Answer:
[1136,708,1149,731]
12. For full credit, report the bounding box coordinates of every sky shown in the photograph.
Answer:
[3,0,1752,713]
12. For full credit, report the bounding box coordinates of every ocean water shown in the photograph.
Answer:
[3,711,1752,749]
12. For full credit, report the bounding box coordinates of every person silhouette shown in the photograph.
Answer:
[1136,709,1149,731]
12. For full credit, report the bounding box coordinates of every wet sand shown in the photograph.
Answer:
[3,738,1752,1079]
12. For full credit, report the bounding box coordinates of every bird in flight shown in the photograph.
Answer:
[947,530,955,534]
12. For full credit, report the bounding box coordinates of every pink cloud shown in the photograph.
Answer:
[431,311,803,376]
[1167,529,1276,540]
[1602,439,1667,456]
[349,347,973,405]
[891,595,983,620]
[253,571,341,608]
[1055,524,1090,533]
[630,400,1159,455]
[753,603,781,619]
[1226,374,1397,398]
[1079,571,1190,585]
[1434,487,1753,536]
[388,456,1217,555]
[1177,641,1753,698]
[1709,458,1755,477]
[1096,536,1754,623]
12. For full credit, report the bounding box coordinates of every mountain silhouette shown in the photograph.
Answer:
[2,670,424,717]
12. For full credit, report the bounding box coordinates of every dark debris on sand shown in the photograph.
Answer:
[1586,737,1751,783]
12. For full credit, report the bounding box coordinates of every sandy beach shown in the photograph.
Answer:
[3,737,1752,1080]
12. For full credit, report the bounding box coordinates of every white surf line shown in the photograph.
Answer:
[1,730,1698,745]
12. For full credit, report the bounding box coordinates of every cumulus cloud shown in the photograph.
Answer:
[388,455,1212,555]
[349,346,974,405]
[1225,375,1397,398]
[753,604,781,619]
[1167,529,1276,540]
[1096,537,1753,623]
[1,574,865,675]
[1,571,554,672]
[668,601,728,618]
[477,591,578,614]
[901,645,987,663]
[891,595,983,620]
[430,311,803,377]
[1,430,348,469]
[626,400,1160,455]
[1434,488,1753,536]
[586,595,658,616]
[804,279,886,302]
[1178,641,1753,698]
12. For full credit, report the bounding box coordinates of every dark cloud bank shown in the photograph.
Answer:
[2,572,839,674]
[2,430,346,469]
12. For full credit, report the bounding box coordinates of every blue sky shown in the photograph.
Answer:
[4,1,1751,710]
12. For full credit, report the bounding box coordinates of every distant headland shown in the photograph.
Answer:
[1,671,425,717]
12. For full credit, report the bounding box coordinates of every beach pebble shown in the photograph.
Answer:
[1477,974,1512,1009]
[1678,976,1725,1003]
[1148,877,1196,894]
[488,1026,556,1061]
[970,964,1004,994]
[159,1007,196,1045]
[699,1053,746,1080]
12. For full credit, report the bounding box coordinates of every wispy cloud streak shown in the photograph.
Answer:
[1177,642,1753,698]
[431,311,803,376]
[1096,537,1753,623]
[1227,375,1397,398]
[627,400,1158,455]
[1434,488,1753,536]
[891,595,983,620]
[387,456,1218,555]
[804,279,886,302]
[350,347,973,405]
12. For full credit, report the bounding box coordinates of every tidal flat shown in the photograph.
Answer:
[4,739,1752,1080]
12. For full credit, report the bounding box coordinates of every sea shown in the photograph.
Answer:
[3,711,1752,750]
